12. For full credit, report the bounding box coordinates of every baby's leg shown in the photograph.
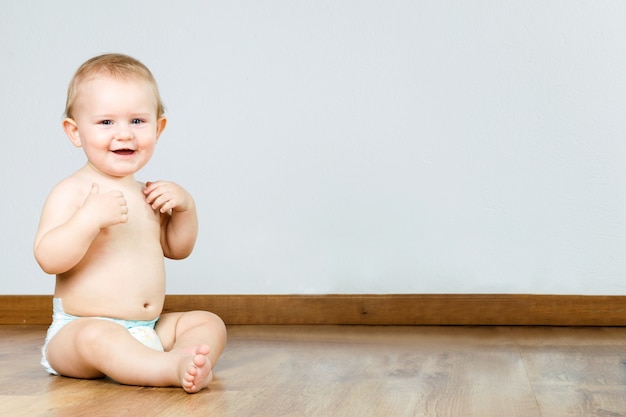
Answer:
[45,318,216,392]
[156,311,227,392]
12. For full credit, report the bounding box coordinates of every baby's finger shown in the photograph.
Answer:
[150,194,171,212]
[145,189,165,206]
[144,180,165,195]
[158,201,174,213]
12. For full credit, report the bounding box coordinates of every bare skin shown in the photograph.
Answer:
[34,74,226,393]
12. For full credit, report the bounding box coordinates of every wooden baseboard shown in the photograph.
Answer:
[1,294,625,326]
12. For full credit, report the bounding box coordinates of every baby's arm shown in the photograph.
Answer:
[144,181,198,259]
[34,183,128,274]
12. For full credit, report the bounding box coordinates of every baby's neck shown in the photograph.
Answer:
[81,163,138,186]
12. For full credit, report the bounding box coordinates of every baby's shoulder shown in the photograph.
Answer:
[45,173,90,207]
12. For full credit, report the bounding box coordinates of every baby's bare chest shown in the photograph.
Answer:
[100,192,161,242]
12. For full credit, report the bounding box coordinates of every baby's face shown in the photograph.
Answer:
[69,76,165,178]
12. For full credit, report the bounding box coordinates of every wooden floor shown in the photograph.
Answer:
[1,325,626,416]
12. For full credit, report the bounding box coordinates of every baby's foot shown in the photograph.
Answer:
[180,345,213,393]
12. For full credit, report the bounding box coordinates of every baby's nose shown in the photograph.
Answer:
[116,126,134,140]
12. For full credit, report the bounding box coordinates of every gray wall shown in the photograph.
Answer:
[2,1,626,295]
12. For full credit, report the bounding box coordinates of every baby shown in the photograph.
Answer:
[34,53,226,393]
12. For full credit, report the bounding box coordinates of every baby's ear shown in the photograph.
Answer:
[63,118,82,147]
[155,116,167,141]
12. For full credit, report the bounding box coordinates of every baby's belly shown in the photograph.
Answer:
[55,255,166,320]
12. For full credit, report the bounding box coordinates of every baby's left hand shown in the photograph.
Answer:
[144,181,194,214]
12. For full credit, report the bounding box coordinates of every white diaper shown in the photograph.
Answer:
[41,298,164,375]
[128,325,164,352]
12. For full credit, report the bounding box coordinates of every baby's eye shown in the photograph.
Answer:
[100,120,113,125]
[131,118,144,125]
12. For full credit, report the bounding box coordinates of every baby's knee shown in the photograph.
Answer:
[189,310,226,334]
[182,311,227,344]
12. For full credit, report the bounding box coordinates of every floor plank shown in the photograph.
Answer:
[513,327,626,417]
[1,325,626,416]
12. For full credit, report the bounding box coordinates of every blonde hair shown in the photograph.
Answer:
[64,53,165,119]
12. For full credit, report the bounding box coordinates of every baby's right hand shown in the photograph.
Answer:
[82,183,128,229]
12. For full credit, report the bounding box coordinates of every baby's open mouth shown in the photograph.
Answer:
[112,149,135,155]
